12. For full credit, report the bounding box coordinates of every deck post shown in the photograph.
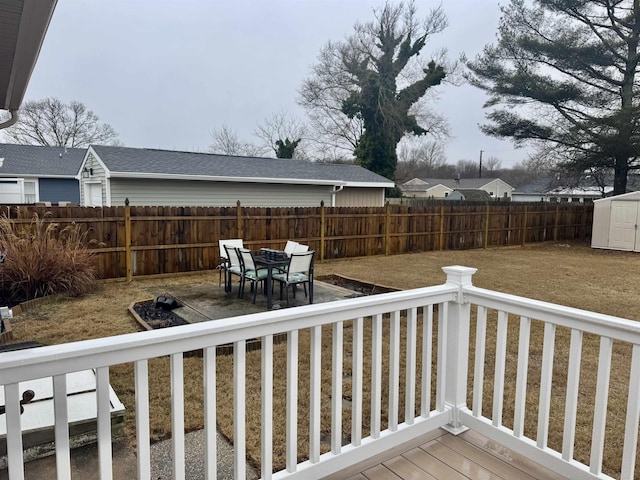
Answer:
[441,265,477,435]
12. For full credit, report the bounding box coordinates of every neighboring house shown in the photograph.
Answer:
[0,143,84,204]
[445,189,493,201]
[512,176,608,203]
[400,177,514,200]
[511,174,640,203]
[79,145,394,207]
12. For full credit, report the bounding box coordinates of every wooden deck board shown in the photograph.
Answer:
[382,455,438,480]
[360,464,402,479]
[401,446,470,480]
[419,439,504,479]
[325,429,568,480]
[436,433,538,480]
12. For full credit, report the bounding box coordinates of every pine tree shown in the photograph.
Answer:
[467,0,640,195]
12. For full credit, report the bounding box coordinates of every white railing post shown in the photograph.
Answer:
[441,266,477,434]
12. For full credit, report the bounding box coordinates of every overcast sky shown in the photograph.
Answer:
[17,0,530,168]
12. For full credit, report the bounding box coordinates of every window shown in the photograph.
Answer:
[23,180,37,203]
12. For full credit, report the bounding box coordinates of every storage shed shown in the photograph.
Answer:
[592,191,640,251]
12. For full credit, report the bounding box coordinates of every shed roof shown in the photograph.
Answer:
[593,191,640,203]
[0,143,85,177]
[90,145,394,187]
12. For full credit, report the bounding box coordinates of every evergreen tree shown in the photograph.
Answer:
[466,0,640,195]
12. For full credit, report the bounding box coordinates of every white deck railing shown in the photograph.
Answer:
[1,266,639,479]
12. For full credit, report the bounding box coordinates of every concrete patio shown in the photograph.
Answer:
[163,277,366,324]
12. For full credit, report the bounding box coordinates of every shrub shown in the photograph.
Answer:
[0,213,98,306]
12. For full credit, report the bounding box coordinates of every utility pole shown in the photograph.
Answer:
[479,150,483,178]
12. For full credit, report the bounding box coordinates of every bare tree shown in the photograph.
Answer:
[252,112,307,159]
[208,124,263,157]
[3,97,119,147]
[483,156,501,175]
[456,159,479,178]
[395,137,450,182]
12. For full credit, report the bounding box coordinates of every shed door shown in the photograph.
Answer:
[609,201,639,251]
[85,182,102,207]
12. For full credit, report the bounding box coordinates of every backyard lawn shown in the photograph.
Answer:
[6,241,640,475]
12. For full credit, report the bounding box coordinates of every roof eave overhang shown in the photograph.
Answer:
[108,171,348,186]
[343,181,395,188]
[0,173,75,178]
[2,0,58,111]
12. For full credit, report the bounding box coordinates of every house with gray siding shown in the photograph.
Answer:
[79,145,394,207]
[0,143,84,204]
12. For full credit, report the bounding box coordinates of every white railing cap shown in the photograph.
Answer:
[442,266,477,287]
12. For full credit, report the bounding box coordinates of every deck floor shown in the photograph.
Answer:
[329,428,567,480]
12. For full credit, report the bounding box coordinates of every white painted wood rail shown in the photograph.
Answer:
[462,286,640,480]
[2,266,640,479]
[0,282,456,480]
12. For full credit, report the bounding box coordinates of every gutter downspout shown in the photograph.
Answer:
[0,110,18,130]
[331,185,344,207]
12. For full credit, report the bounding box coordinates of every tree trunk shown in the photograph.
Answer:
[614,157,628,196]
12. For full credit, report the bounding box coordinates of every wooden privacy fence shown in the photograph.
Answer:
[1,202,593,280]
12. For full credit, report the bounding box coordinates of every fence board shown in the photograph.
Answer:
[0,201,593,280]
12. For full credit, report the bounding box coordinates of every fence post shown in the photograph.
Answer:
[385,202,391,255]
[442,265,477,434]
[439,205,445,251]
[553,204,560,241]
[484,204,490,249]
[320,201,325,262]
[521,205,528,246]
[236,201,244,239]
[124,200,132,282]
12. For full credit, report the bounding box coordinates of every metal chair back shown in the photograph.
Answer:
[219,239,243,259]
[287,251,314,276]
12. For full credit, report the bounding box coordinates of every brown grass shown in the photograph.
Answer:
[7,241,640,476]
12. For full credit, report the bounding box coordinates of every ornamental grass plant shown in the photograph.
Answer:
[0,213,98,306]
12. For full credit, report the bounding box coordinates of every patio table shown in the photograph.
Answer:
[254,253,289,309]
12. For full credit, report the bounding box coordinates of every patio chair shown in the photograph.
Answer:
[277,242,310,273]
[272,251,315,306]
[224,245,244,297]
[294,243,309,253]
[238,249,269,304]
[284,240,299,257]
[218,239,244,289]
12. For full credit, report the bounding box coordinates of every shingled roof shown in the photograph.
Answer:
[90,145,394,187]
[0,143,85,177]
[403,178,504,190]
